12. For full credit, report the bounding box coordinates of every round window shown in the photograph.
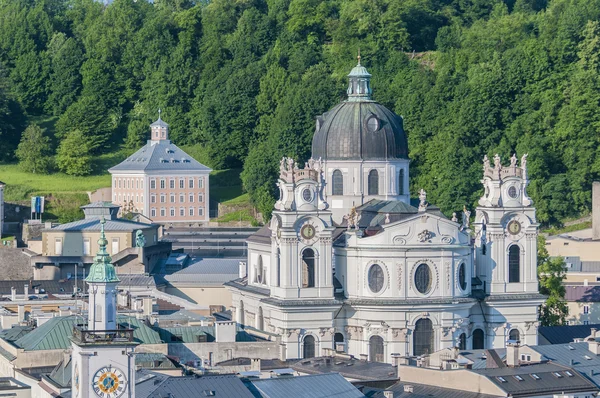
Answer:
[367,116,380,132]
[414,263,432,294]
[368,264,385,293]
[508,186,518,199]
[458,263,467,291]
[302,188,312,202]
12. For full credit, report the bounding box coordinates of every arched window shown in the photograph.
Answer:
[238,301,245,325]
[256,255,264,284]
[509,329,520,342]
[303,335,315,358]
[302,249,316,288]
[458,333,467,350]
[332,170,343,195]
[458,263,467,291]
[413,318,434,356]
[369,335,384,362]
[276,248,281,287]
[257,307,264,331]
[509,245,520,283]
[399,169,405,195]
[334,333,344,343]
[473,329,485,349]
[368,170,379,195]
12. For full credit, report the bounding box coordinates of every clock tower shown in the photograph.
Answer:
[71,218,137,398]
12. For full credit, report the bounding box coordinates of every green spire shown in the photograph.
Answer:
[85,217,120,283]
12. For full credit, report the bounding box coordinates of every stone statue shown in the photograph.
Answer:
[451,212,458,222]
[279,157,286,174]
[462,205,471,228]
[521,153,528,169]
[385,213,390,224]
[418,188,427,212]
[135,230,146,248]
[345,207,360,230]
[493,154,501,170]
[286,157,294,171]
[483,155,490,170]
[510,153,517,167]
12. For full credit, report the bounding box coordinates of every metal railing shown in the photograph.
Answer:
[72,325,134,344]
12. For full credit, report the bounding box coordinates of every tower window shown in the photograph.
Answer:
[458,333,466,350]
[303,335,315,358]
[332,170,343,195]
[473,329,485,349]
[414,263,432,294]
[509,245,520,283]
[509,329,520,342]
[302,248,316,288]
[368,170,379,195]
[369,335,384,362]
[458,263,467,291]
[399,169,405,195]
[368,264,385,293]
[413,318,434,356]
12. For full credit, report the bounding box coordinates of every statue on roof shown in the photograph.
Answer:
[510,153,517,167]
[135,230,146,249]
[452,212,458,223]
[493,154,501,170]
[521,153,528,169]
[418,189,427,212]
[345,207,360,230]
[483,155,490,170]
[462,205,471,229]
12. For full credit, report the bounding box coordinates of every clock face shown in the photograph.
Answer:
[300,224,316,240]
[92,366,127,398]
[508,220,521,235]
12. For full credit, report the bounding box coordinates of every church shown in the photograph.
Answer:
[226,57,546,363]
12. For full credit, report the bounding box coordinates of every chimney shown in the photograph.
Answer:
[10,287,15,301]
[588,340,600,355]
[215,321,236,343]
[142,296,153,316]
[591,328,598,338]
[279,343,287,361]
[506,342,519,367]
[404,385,414,393]
[593,182,600,240]
[239,261,247,278]
[391,353,401,367]
[250,358,261,371]
[23,284,29,299]
[17,305,24,323]
[383,391,394,398]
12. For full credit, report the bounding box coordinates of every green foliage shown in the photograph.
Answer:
[537,236,569,326]
[56,130,92,176]
[15,124,53,174]
[45,193,88,223]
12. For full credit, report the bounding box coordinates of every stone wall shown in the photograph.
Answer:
[0,247,33,280]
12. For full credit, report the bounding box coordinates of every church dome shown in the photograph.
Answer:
[311,60,408,161]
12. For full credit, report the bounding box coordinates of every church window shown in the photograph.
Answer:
[334,333,344,343]
[509,245,520,283]
[368,170,379,195]
[332,170,343,195]
[458,263,467,291]
[509,329,520,342]
[413,318,434,356]
[459,333,467,350]
[399,169,405,195]
[508,186,518,199]
[303,335,316,358]
[473,329,485,349]
[95,304,102,322]
[368,264,385,293]
[256,256,263,284]
[107,303,114,322]
[367,116,380,133]
[414,263,432,294]
[369,335,384,362]
[302,249,316,288]
[302,188,312,202]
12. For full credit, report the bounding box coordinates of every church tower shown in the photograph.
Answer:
[474,154,544,347]
[270,157,336,300]
[71,218,137,398]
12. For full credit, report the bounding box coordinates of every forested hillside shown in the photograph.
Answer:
[0,0,599,225]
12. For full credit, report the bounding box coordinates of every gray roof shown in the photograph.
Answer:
[118,274,166,288]
[150,117,169,128]
[312,101,408,161]
[164,257,242,284]
[538,324,600,344]
[532,342,600,387]
[565,285,600,302]
[50,218,157,232]
[81,201,119,209]
[247,225,272,245]
[290,356,398,381]
[357,199,445,227]
[474,362,598,396]
[249,373,365,398]
[108,139,211,173]
[362,381,502,398]
[146,374,254,398]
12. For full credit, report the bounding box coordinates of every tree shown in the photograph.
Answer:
[15,124,53,174]
[46,33,83,115]
[537,236,568,326]
[56,130,92,176]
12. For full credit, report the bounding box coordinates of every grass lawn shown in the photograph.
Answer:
[542,221,592,236]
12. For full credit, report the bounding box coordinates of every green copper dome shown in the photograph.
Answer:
[85,217,120,284]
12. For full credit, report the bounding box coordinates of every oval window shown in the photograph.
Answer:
[367,116,379,132]
[508,186,518,199]
[368,264,385,293]
[414,263,432,294]
[302,188,312,202]
[458,263,467,291]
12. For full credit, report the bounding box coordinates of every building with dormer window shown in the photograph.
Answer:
[226,58,545,363]
[109,114,211,224]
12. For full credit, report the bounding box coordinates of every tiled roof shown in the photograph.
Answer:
[11,315,161,350]
[538,324,600,345]
[108,140,211,173]
[565,285,600,302]
[164,257,242,284]
[249,373,366,398]
[50,218,156,231]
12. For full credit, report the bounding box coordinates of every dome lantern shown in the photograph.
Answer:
[347,51,372,102]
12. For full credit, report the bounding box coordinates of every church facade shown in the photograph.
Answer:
[226,59,545,363]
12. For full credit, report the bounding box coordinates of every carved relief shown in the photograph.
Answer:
[393,236,407,245]
[397,263,403,292]
[417,230,432,242]
[319,327,335,337]
[440,235,454,244]
[445,261,451,291]
[392,328,409,342]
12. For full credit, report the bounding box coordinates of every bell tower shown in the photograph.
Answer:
[71,218,137,398]
[474,154,539,294]
[270,157,335,300]
[150,109,169,142]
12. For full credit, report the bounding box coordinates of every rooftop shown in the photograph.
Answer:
[164,257,242,285]
[249,373,365,398]
[538,323,600,345]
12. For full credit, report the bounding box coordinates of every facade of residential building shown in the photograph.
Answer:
[109,116,211,224]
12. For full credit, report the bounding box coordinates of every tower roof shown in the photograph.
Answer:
[85,217,120,284]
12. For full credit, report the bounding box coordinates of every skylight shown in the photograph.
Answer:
[585,355,592,360]
[514,375,524,381]
[565,371,574,377]
[531,374,541,380]
[552,372,563,378]
[568,345,575,350]
[496,377,507,383]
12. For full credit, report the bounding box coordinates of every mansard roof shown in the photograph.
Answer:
[108,140,211,173]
